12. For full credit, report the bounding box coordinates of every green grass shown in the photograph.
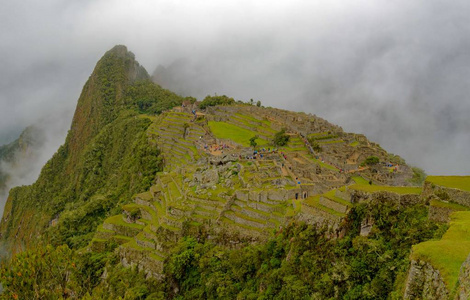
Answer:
[351,176,371,185]
[134,191,153,201]
[208,121,269,147]
[112,235,132,244]
[430,199,470,211]
[426,176,470,192]
[350,141,359,147]
[308,155,337,171]
[228,210,267,225]
[348,184,422,195]
[323,189,353,207]
[302,195,345,217]
[104,215,145,229]
[412,211,470,290]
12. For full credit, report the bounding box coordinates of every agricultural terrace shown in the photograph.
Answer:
[411,211,470,291]
[426,176,470,192]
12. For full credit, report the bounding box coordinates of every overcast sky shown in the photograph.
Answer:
[1,0,469,185]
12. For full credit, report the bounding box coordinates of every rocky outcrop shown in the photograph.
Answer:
[296,204,342,231]
[456,253,470,300]
[404,259,449,300]
[429,204,455,223]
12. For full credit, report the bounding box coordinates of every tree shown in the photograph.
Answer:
[256,100,261,107]
[199,95,235,109]
[363,156,380,166]
[273,128,290,146]
[249,135,258,148]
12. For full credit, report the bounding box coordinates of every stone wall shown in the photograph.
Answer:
[296,204,342,231]
[423,181,470,208]
[456,253,470,300]
[404,259,449,300]
[429,205,455,223]
[349,189,421,207]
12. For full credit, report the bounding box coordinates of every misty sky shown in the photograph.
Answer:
[1,0,469,183]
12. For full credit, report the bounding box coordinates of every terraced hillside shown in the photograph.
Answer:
[89,105,420,276]
[404,176,470,299]
[3,46,470,299]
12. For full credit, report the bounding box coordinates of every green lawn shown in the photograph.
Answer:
[351,176,371,185]
[302,195,346,217]
[430,199,470,211]
[411,211,470,290]
[308,155,337,171]
[323,189,353,207]
[105,215,145,229]
[348,184,422,195]
[426,176,470,192]
[208,121,269,147]
[350,141,359,147]
[307,132,329,138]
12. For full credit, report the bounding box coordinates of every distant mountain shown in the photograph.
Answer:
[0,126,44,200]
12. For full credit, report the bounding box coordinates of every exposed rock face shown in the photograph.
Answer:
[456,253,470,300]
[404,259,449,300]
[429,204,455,223]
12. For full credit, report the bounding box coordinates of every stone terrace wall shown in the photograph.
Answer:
[456,253,470,300]
[422,181,470,207]
[404,259,449,300]
[349,189,422,207]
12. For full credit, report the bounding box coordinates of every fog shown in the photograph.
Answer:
[1,0,469,215]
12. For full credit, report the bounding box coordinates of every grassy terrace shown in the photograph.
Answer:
[208,121,269,147]
[306,154,337,171]
[348,184,422,195]
[426,176,470,192]
[105,215,145,229]
[302,195,346,217]
[350,140,359,147]
[430,199,469,211]
[351,176,371,185]
[412,211,470,291]
[323,189,353,207]
[134,191,153,201]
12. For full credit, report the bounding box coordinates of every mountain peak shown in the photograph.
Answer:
[106,45,129,58]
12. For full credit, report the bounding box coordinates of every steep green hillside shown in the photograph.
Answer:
[0,45,184,252]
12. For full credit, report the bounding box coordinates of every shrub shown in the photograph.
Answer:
[249,135,258,148]
[363,156,379,166]
[273,128,290,146]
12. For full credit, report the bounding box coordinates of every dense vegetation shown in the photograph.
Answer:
[125,80,184,114]
[362,156,380,166]
[1,200,445,299]
[198,95,235,109]
[273,128,290,146]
